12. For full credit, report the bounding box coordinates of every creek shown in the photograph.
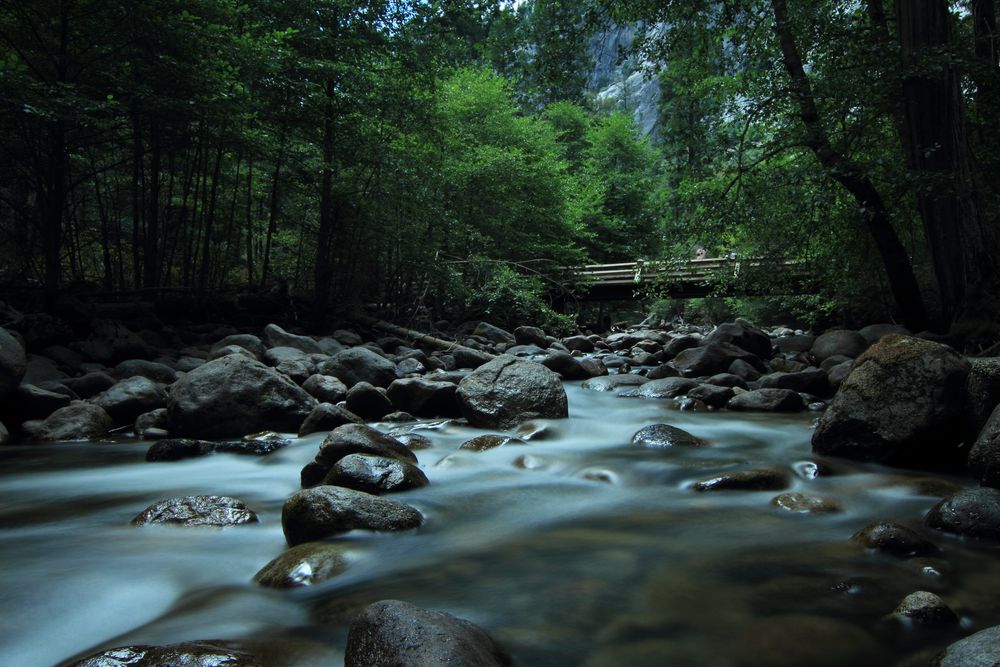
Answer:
[1,381,997,666]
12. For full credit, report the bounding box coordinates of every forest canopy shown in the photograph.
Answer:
[0,0,996,331]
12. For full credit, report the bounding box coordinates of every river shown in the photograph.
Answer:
[0,381,996,666]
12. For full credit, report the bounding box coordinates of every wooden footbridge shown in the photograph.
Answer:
[568,256,811,301]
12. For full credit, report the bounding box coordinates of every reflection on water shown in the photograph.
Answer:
[0,382,996,666]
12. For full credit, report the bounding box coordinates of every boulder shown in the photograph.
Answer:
[646,363,679,380]
[209,344,257,361]
[541,351,591,380]
[13,383,71,420]
[0,421,8,445]
[774,334,816,355]
[562,335,594,353]
[579,357,608,377]
[386,378,460,418]
[131,495,259,527]
[933,625,1000,667]
[302,424,416,487]
[302,374,349,404]
[472,322,516,345]
[692,468,790,492]
[969,403,1000,487]
[858,323,909,344]
[254,542,350,588]
[23,353,67,384]
[514,325,548,348]
[631,423,706,448]
[298,403,363,437]
[0,326,26,402]
[810,329,868,361]
[636,377,700,399]
[74,319,152,364]
[167,355,316,438]
[758,369,829,397]
[964,357,1000,444]
[34,401,112,441]
[345,382,395,421]
[318,347,398,388]
[704,373,748,389]
[282,486,422,545]
[456,355,567,429]
[452,346,494,369]
[673,342,764,378]
[727,388,803,412]
[345,600,509,667]
[663,335,700,358]
[93,376,168,424]
[213,333,265,359]
[112,359,178,384]
[687,383,734,408]
[811,335,970,468]
[13,313,74,350]
[892,591,958,627]
[703,320,773,359]
[323,453,429,494]
[728,358,762,381]
[134,408,168,437]
[850,522,939,557]
[925,487,1000,540]
[262,323,322,354]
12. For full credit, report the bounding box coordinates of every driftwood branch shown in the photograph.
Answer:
[351,313,497,359]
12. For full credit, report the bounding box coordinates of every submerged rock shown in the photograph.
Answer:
[631,423,706,448]
[254,541,350,589]
[456,355,567,429]
[459,435,526,452]
[770,492,840,514]
[282,486,422,545]
[892,591,958,627]
[850,521,939,558]
[131,495,259,527]
[692,468,789,492]
[345,599,509,667]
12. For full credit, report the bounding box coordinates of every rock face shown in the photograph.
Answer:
[318,347,398,388]
[131,495,259,527]
[0,326,26,402]
[456,355,567,429]
[282,486,422,545]
[34,401,112,441]
[167,355,316,438]
[934,625,1000,667]
[811,335,970,468]
[925,487,1000,540]
[345,600,509,667]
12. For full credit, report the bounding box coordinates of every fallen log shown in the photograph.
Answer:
[350,313,497,360]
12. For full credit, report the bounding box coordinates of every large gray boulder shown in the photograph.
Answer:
[812,335,970,468]
[673,342,764,378]
[262,323,322,354]
[456,355,567,429]
[93,376,168,425]
[934,625,1000,667]
[34,401,112,441]
[282,486,422,545]
[969,402,1000,487]
[703,320,772,359]
[345,600,509,667]
[810,329,868,361]
[318,347,398,388]
[167,355,316,438]
[473,321,516,345]
[213,333,266,360]
[0,326,26,402]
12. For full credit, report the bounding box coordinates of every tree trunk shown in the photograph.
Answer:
[314,80,338,324]
[895,0,980,327]
[770,0,929,331]
[143,113,161,288]
[261,146,284,287]
[198,132,226,291]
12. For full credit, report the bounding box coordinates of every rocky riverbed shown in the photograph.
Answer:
[1,311,999,666]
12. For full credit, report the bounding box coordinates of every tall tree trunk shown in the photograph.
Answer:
[41,119,67,298]
[198,132,226,290]
[131,108,145,289]
[314,80,338,324]
[770,0,929,331]
[261,144,284,287]
[143,114,162,287]
[895,0,980,327]
[244,155,256,285]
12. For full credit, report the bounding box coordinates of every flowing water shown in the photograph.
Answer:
[1,382,998,666]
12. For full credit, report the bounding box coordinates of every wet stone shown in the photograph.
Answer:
[770,492,840,514]
[392,432,434,450]
[925,487,1000,541]
[692,468,790,492]
[253,541,350,589]
[850,521,939,558]
[322,453,429,495]
[459,435,526,452]
[281,486,422,545]
[631,423,706,449]
[131,495,259,527]
[581,374,649,392]
[892,591,959,627]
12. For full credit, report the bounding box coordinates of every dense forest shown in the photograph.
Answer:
[0,0,997,333]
